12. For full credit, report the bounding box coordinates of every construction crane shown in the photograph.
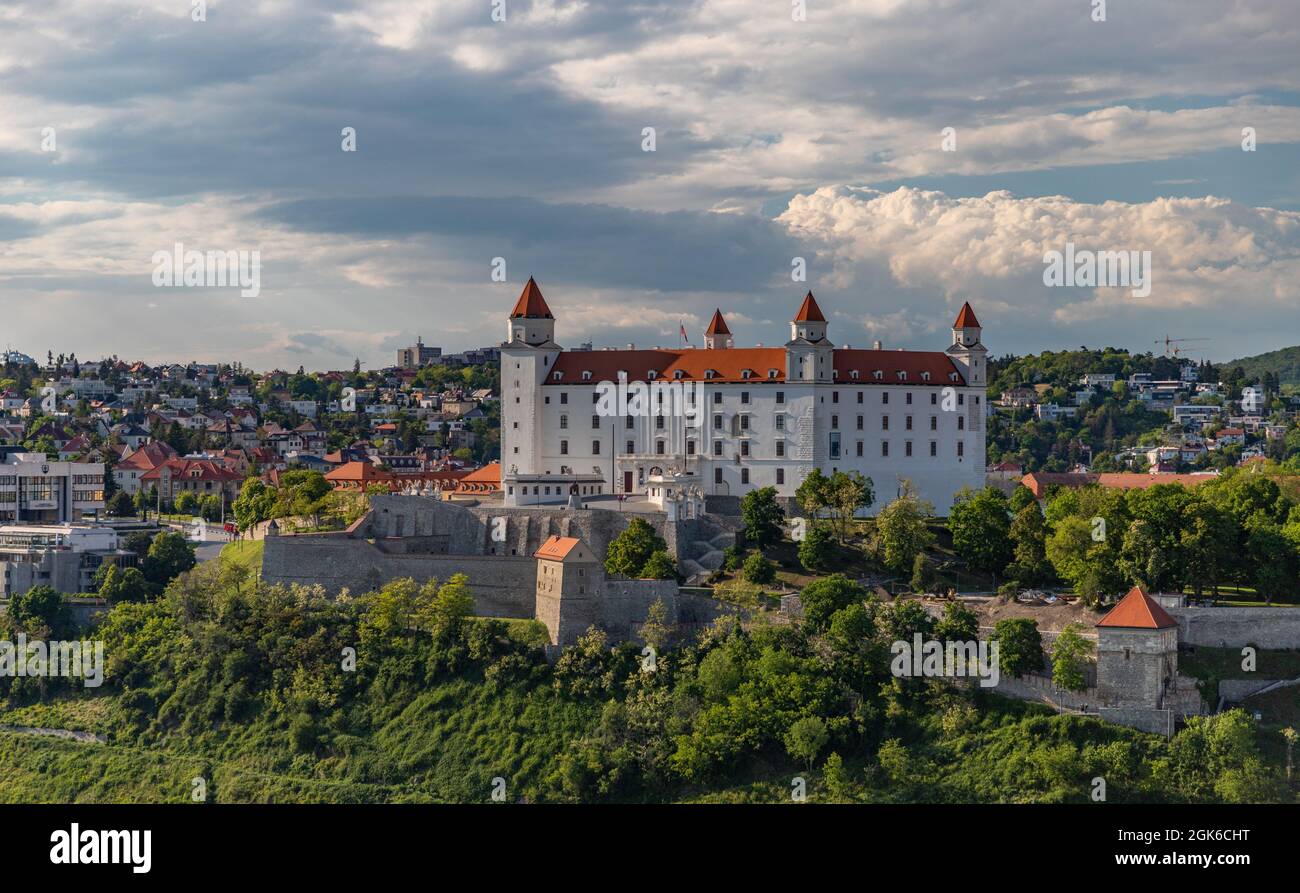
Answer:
[1154,334,1209,356]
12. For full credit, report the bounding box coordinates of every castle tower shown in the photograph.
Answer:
[1095,586,1180,707]
[505,276,556,347]
[945,301,987,388]
[703,309,733,350]
[786,291,833,382]
[501,278,561,480]
[534,535,603,646]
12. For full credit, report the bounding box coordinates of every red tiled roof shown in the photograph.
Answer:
[705,309,730,335]
[535,535,584,561]
[1096,586,1178,630]
[546,347,786,384]
[954,302,981,329]
[510,277,553,319]
[833,349,966,386]
[545,347,962,386]
[793,291,826,322]
[324,461,395,483]
[1020,471,1215,499]
[140,458,243,483]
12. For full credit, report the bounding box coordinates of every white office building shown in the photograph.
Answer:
[499,279,987,515]
[0,450,106,524]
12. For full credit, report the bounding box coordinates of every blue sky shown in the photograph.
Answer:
[1,0,1298,369]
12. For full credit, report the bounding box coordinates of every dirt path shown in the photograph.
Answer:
[0,724,106,744]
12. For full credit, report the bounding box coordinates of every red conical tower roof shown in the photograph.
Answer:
[793,291,826,322]
[1096,586,1178,630]
[705,309,731,335]
[510,277,553,319]
[953,301,980,329]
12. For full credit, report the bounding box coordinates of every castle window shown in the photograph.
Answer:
[873,370,883,380]
[552,371,563,381]
[674,369,685,379]
[560,440,568,454]
[850,370,860,380]
[768,369,779,379]
[741,369,753,379]
[776,468,785,485]
[949,372,959,382]
[647,370,658,380]
[582,370,592,381]
[776,441,785,457]
[897,371,907,381]
[705,369,717,379]
[921,371,931,381]
[776,391,785,404]
[560,415,568,428]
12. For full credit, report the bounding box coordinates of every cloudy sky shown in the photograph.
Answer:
[1,0,1298,370]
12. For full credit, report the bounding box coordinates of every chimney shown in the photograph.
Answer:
[873,340,882,350]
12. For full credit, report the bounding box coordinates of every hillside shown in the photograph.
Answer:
[0,561,1291,804]
[1223,345,1300,389]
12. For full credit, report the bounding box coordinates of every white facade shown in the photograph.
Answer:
[0,452,106,523]
[499,283,987,515]
[1241,386,1265,414]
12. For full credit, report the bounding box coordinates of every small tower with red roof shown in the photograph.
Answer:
[1095,585,1180,708]
[703,309,733,350]
[786,291,834,383]
[945,301,987,388]
[506,276,557,347]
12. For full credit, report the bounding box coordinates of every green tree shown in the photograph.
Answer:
[740,487,784,549]
[873,480,934,574]
[605,518,667,577]
[6,585,72,637]
[784,715,829,772]
[934,600,979,642]
[97,564,149,604]
[106,491,135,517]
[992,617,1044,678]
[909,552,936,593]
[1008,501,1052,584]
[799,574,865,630]
[1050,623,1095,692]
[797,522,834,571]
[948,486,1013,577]
[142,531,196,588]
[741,551,776,585]
[641,550,678,581]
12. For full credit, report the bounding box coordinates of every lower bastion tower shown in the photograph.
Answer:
[500,281,986,514]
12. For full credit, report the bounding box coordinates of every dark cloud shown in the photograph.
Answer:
[258,195,804,293]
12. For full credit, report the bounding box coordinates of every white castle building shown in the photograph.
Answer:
[500,279,987,515]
